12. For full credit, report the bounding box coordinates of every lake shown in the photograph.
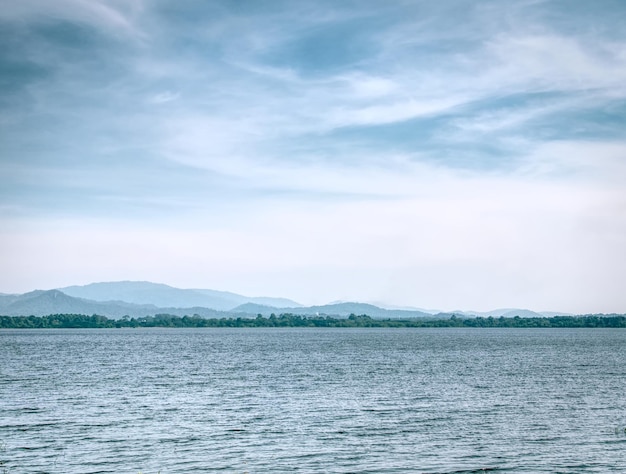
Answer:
[1,328,626,473]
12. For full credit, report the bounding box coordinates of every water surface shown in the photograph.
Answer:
[1,328,626,473]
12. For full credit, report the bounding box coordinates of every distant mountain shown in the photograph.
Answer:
[498,309,546,318]
[368,301,441,314]
[0,293,21,307]
[456,308,572,318]
[191,289,301,309]
[1,282,576,320]
[0,290,128,318]
[231,302,281,314]
[539,311,574,317]
[0,289,230,319]
[59,281,301,311]
[4,291,403,320]
[232,301,432,319]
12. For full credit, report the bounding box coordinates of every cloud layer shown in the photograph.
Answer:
[1,0,625,312]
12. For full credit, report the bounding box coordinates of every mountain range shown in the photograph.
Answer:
[59,281,300,311]
[0,281,572,319]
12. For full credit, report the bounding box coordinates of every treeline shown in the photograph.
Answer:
[1,313,626,329]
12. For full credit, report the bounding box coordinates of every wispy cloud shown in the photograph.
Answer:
[0,0,144,40]
[1,0,625,311]
[149,91,180,104]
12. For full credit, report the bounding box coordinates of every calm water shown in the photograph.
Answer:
[1,328,626,473]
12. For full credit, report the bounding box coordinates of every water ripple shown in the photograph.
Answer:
[2,328,626,473]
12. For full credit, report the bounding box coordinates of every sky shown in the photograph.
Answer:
[1,0,625,313]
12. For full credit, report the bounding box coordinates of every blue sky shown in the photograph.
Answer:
[1,0,625,313]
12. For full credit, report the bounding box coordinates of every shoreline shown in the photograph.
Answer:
[2,313,625,329]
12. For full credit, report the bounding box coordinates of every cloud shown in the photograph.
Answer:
[1,0,625,312]
[326,98,464,128]
[521,140,626,184]
[481,33,626,93]
[149,91,180,104]
[0,0,142,37]
[2,157,624,312]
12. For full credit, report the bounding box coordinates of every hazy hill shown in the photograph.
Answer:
[0,289,232,319]
[232,301,432,319]
[0,293,22,307]
[232,302,282,314]
[1,283,574,320]
[539,311,574,317]
[498,309,547,318]
[368,302,441,314]
[458,308,572,318]
[0,290,127,317]
[191,288,300,309]
[59,281,301,311]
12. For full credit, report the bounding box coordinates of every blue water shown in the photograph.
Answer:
[1,328,626,473]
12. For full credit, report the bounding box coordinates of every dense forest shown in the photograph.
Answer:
[1,313,626,328]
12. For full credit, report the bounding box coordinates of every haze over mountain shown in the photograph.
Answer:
[0,289,227,319]
[0,289,431,319]
[59,281,300,311]
[456,308,574,318]
[0,281,578,319]
[0,290,137,319]
[232,302,432,319]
